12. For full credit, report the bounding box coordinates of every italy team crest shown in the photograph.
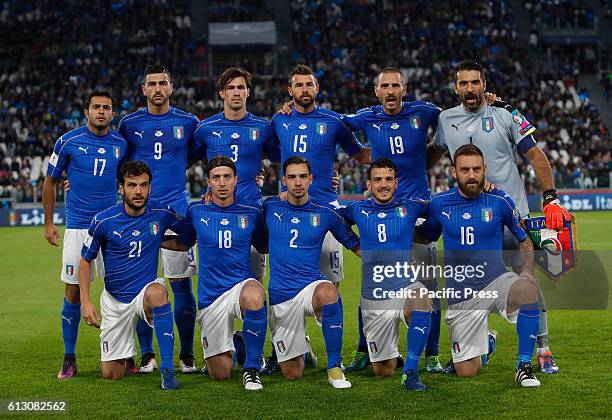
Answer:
[310,214,320,227]
[239,216,248,229]
[410,116,420,129]
[150,222,159,235]
[396,206,407,217]
[482,117,494,132]
[276,340,286,353]
[65,264,74,276]
[249,128,259,141]
[173,126,184,139]
[316,122,327,135]
[523,215,578,280]
[113,146,121,159]
[482,209,492,222]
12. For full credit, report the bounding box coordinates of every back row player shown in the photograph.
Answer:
[117,65,200,374]
[43,91,128,379]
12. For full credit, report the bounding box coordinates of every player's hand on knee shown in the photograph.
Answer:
[483,179,495,192]
[44,223,61,246]
[484,92,500,105]
[82,302,101,328]
[63,179,71,192]
[277,100,294,115]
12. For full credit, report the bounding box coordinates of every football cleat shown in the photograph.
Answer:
[537,351,559,374]
[328,364,352,389]
[139,352,158,373]
[304,335,318,369]
[345,350,370,372]
[516,361,541,387]
[402,370,427,391]
[425,355,443,373]
[243,368,263,391]
[179,353,198,373]
[160,368,180,390]
[57,355,77,380]
[260,353,280,375]
[482,330,498,366]
[442,360,456,375]
[125,357,139,375]
[233,330,246,367]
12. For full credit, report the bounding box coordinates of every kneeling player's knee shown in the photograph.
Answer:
[513,279,538,304]
[282,369,303,381]
[209,369,231,381]
[455,361,480,378]
[145,283,169,306]
[241,281,265,309]
[372,363,395,378]
[315,282,339,305]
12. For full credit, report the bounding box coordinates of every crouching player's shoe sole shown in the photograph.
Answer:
[402,370,427,391]
[243,368,263,390]
[328,366,352,389]
[515,362,541,387]
[160,368,180,390]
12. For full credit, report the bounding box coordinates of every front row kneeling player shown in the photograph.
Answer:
[342,158,433,391]
[78,161,184,390]
[264,156,361,389]
[165,156,269,391]
[417,144,542,387]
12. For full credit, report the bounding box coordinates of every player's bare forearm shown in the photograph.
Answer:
[519,239,535,276]
[161,237,190,251]
[78,258,93,304]
[427,143,447,169]
[525,146,554,191]
[351,148,372,164]
[42,176,58,224]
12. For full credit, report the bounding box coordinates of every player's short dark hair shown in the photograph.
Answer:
[118,161,152,185]
[288,64,317,85]
[453,144,484,166]
[216,67,252,92]
[85,90,114,109]
[374,67,405,86]
[142,65,172,84]
[455,59,485,82]
[283,156,311,174]
[367,158,397,180]
[207,156,237,177]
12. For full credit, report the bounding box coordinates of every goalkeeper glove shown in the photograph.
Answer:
[542,189,570,230]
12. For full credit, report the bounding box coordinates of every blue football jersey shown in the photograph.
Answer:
[342,198,427,298]
[117,107,199,215]
[344,101,440,200]
[192,112,280,204]
[420,188,527,303]
[182,199,268,309]
[263,197,359,305]
[46,126,128,229]
[81,202,184,303]
[271,106,364,203]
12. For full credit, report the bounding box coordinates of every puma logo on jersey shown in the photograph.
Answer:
[78,146,88,153]
[361,210,370,218]
[135,131,144,139]
[442,211,451,220]
[414,326,427,334]
[212,131,222,138]
[164,332,174,338]
[200,217,210,226]
[372,123,382,131]
[246,329,261,337]
[282,123,291,130]
[112,230,122,238]
[274,212,283,220]
[451,123,461,132]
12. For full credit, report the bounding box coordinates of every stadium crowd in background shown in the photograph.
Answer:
[0,0,610,204]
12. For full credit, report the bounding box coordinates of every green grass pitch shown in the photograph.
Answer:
[0,212,610,418]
